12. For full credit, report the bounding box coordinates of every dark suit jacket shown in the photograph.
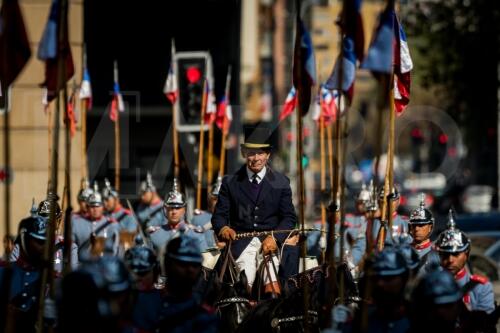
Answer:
[212,165,297,258]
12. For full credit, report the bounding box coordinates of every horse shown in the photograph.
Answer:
[204,246,252,333]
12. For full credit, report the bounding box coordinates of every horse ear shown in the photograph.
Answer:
[239,270,248,288]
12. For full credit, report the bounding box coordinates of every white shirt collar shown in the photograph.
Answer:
[246,166,267,184]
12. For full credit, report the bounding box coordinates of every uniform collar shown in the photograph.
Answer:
[246,166,267,183]
[112,204,123,214]
[455,268,467,280]
[414,239,432,250]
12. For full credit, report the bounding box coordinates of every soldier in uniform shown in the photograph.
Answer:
[191,177,222,249]
[150,179,208,254]
[0,215,47,333]
[351,246,410,333]
[102,178,137,233]
[73,177,93,223]
[59,255,133,333]
[407,194,440,277]
[158,234,218,333]
[409,268,462,333]
[435,210,497,331]
[307,199,366,267]
[124,245,163,332]
[370,186,408,245]
[71,183,120,261]
[137,172,167,232]
[212,126,297,296]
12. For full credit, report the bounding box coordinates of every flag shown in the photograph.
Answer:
[215,68,232,135]
[362,6,413,115]
[0,0,31,90]
[79,67,92,109]
[215,96,232,135]
[163,62,177,104]
[312,86,337,127]
[292,4,316,116]
[37,0,75,104]
[325,0,364,103]
[66,89,77,137]
[279,86,297,122]
[204,79,216,124]
[109,64,124,122]
[393,18,413,115]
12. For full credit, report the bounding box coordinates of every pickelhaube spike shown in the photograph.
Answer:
[87,181,103,207]
[164,178,186,208]
[357,183,371,202]
[77,177,93,202]
[211,176,223,196]
[409,193,434,225]
[447,208,456,229]
[367,180,379,211]
[435,207,470,253]
[102,178,118,199]
[30,198,37,217]
[140,171,156,193]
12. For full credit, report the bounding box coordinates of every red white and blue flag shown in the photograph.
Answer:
[109,63,124,122]
[292,6,316,116]
[312,86,342,127]
[204,79,216,124]
[279,86,297,122]
[215,68,232,135]
[37,0,74,104]
[362,6,413,115]
[325,0,364,103]
[163,62,177,104]
[79,67,92,109]
[393,19,413,114]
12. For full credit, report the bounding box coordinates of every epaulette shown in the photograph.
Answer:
[193,209,204,216]
[107,217,118,224]
[471,274,489,284]
[122,208,132,215]
[345,213,354,218]
[400,215,409,220]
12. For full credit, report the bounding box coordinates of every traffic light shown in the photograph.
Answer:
[174,52,213,132]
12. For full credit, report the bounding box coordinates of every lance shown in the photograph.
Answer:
[293,1,311,330]
[318,88,327,264]
[62,81,76,276]
[171,39,180,179]
[196,78,208,210]
[113,61,121,191]
[80,45,88,179]
[37,0,70,330]
[207,117,215,193]
[218,65,231,177]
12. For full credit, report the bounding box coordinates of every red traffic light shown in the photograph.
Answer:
[186,66,202,84]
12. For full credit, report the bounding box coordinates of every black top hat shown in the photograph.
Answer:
[241,126,272,149]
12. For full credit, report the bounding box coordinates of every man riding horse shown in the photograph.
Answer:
[212,125,297,298]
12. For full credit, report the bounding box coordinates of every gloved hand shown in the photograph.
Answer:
[332,304,352,324]
[219,226,236,242]
[262,235,278,254]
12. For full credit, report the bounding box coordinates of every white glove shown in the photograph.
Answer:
[332,304,352,324]
[44,297,57,321]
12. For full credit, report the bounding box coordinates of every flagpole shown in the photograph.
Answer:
[170,39,180,179]
[326,125,334,194]
[81,46,88,179]
[319,93,327,264]
[218,66,231,178]
[36,0,69,326]
[114,61,121,191]
[3,87,11,245]
[207,121,214,190]
[196,80,208,210]
[62,80,73,275]
[293,1,310,330]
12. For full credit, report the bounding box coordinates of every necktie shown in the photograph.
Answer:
[252,173,259,185]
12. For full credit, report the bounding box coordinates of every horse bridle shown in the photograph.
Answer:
[215,296,251,308]
[270,310,318,330]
